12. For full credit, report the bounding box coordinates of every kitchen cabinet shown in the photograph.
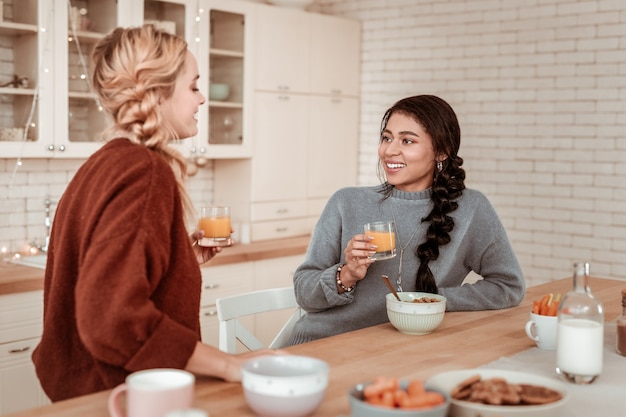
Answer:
[214,5,361,242]
[199,261,254,347]
[0,0,255,159]
[309,13,360,97]
[253,255,302,347]
[200,254,304,352]
[0,291,49,416]
[254,5,309,93]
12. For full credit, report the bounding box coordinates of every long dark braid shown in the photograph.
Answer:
[378,95,466,293]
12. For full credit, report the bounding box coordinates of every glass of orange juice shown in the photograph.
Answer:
[198,206,233,247]
[364,221,397,260]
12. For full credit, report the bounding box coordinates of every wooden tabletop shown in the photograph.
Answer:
[7,277,625,417]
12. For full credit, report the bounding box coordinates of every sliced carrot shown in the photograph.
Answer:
[393,389,409,407]
[532,300,540,314]
[407,380,425,397]
[399,391,446,409]
[539,293,552,315]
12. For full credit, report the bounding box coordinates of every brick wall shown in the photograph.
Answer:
[0,157,215,255]
[314,0,626,285]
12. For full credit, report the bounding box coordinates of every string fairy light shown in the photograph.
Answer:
[6,1,54,196]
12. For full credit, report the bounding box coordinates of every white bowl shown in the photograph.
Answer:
[241,355,329,417]
[348,380,450,417]
[425,369,570,417]
[209,83,229,101]
[386,292,446,335]
[266,0,313,10]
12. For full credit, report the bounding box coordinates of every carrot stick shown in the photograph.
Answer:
[539,293,552,315]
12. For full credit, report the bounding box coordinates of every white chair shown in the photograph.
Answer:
[216,286,304,353]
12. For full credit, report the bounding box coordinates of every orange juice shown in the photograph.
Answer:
[198,216,231,238]
[369,231,396,253]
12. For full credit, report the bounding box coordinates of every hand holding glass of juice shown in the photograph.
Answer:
[198,206,233,247]
[364,221,397,260]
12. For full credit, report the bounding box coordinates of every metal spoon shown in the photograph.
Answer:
[381,275,401,301]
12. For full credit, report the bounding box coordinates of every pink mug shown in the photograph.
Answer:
[108,368,195,417]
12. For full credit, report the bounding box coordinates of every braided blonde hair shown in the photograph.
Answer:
[91,24,193,219]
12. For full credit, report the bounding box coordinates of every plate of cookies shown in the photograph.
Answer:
[425,369,569,417]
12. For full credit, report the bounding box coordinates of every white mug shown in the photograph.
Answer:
[108,368,195,417]
[525,312,558,350]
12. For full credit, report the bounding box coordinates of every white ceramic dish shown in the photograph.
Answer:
[241,355,329,417]
[425,369,570,417]
[386,292,446,335]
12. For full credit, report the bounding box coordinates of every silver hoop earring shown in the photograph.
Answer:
[437,161,443,172]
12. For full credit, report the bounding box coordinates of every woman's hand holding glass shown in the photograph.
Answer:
[190,230,226,265]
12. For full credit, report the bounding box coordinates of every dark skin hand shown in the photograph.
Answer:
[337,233,376,291]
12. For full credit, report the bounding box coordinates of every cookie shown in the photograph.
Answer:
[519,384,563,405]
[451,374,481,399]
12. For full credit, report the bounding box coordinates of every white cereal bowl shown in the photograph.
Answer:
[386,292,446,335]
[241,355,329,417]
[425,369,570,417]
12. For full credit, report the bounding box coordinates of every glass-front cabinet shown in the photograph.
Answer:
[62,0,119,157]
[1,0,254,159]
[197,0,253,159]
[0,0,45,157]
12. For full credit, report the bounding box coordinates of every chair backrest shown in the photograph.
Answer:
[215,286,303,353]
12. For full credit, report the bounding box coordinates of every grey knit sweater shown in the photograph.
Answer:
[284,185,525,346]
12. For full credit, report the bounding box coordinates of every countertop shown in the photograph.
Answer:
[0,236,310,296]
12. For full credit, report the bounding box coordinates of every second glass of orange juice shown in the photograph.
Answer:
[198,206,233,247]
[364,221,397,260]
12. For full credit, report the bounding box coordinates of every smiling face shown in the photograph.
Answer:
[160,50,205,140]
[378,111,442,192]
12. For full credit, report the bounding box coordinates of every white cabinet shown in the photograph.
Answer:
[309,13,360,97]
[0,0,256,159]
[0,291,49,416]
[254,6,309,93]
[214,5,360,242]
[199,262,254,347]
[200,254,304,351]
[307,95,359,200]
[253,255,302,347]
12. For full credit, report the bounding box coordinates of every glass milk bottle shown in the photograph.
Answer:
[556,262,604,384]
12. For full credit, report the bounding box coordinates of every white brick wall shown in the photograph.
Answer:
[0,157,214,255]
[314,0,626,286]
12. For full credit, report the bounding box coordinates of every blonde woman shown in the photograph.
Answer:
[32,25,279,402]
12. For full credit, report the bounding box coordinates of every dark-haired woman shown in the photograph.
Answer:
[283,94,525,346]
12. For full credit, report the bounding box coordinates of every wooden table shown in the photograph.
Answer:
[8,277,625,417]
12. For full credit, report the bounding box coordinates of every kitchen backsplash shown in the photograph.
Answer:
[0,157,215,256]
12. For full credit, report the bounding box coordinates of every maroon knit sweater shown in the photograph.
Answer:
[32,139,202,401]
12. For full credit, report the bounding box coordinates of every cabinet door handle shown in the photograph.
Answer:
[276,227,288,232]
[276,208,288,214]
[204,309,217,317]
[9,346,31,354]
[278,95,290,101]
[204,283,220,290]
[58,145,65,151]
